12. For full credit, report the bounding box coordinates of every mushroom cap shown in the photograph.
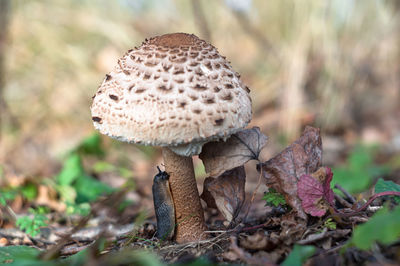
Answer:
[91,33,252,152]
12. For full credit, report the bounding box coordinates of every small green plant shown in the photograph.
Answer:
[263,188,287,207]
[0,190,17,206]
[16,207,49,237]
[0,183,38,206]
[55,134,115,207]
[323,218,337,230]
[65,202,91,216]
[332,145,388,194]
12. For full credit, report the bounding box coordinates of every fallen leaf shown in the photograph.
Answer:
[280,214,307,244]
[258,126,322,220]
[297,167,334,217]
[35,185,66,212]
[201,166,246,222]
[200,178,218,210]
[0,238,7,247]
[200,127,268,177]
[223,236,274,266]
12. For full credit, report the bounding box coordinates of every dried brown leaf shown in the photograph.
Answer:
[36,185,66,212]
[200,127,268,177]
[200,166,246,222]
[258,126,322,221]
[279,214,308,244]
[223,236,274,266]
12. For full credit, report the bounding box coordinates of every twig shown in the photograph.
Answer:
[334,184,356,204]
[204,230,231,234]
[240,223,272,232]
[39,214,92,260]
[334,194,353,208]
[334,191,400,217]
[352,191,400,213]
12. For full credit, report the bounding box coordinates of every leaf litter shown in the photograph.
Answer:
[1,126,400,265]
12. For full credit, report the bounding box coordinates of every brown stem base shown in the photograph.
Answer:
[162,147,207,243]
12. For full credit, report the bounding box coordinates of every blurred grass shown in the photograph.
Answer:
[0,0,399,178]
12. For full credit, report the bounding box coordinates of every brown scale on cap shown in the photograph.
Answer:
[91,32,251,148]
[147,33,200,47]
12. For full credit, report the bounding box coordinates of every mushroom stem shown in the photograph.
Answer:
[162,147,207,243]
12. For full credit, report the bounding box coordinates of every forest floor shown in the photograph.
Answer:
[1,126,400,266]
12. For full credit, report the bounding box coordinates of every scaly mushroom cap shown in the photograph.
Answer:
[91,33,252,153]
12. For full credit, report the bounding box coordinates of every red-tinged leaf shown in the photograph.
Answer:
[298,167,334,217]
[201,166,246,222]
[258,126,322,221]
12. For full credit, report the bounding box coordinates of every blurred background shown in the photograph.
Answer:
[0,0,399,215]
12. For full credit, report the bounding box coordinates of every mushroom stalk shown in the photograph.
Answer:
[162,147,207,243]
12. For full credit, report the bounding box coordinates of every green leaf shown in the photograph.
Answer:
[332,145,388,194]
[282,245,316,266]
[323,218,337,230]
[102,249,164,266]
[0,246,40,265]
[118,167,133,179]
[56,184,77,203]
[30,206,50,215]
[16,209,49,237]
[21,183,38,200]
[262,188,287,207]
[348,147,372,171]
[375,178,400,204]
[56,153,84,186]
[0,245,88,266]
[76,133,104,157]
[74,174,114,203]
[63,248,89,266]
[0,190,16,206]
[332,167,372,194]
[66,202,91,216]
[118,199,134,212]
[93,161,116,173]
[135,145,156,160]
[351,205,400,250]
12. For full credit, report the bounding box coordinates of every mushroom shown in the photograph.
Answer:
[90,33,252,243]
